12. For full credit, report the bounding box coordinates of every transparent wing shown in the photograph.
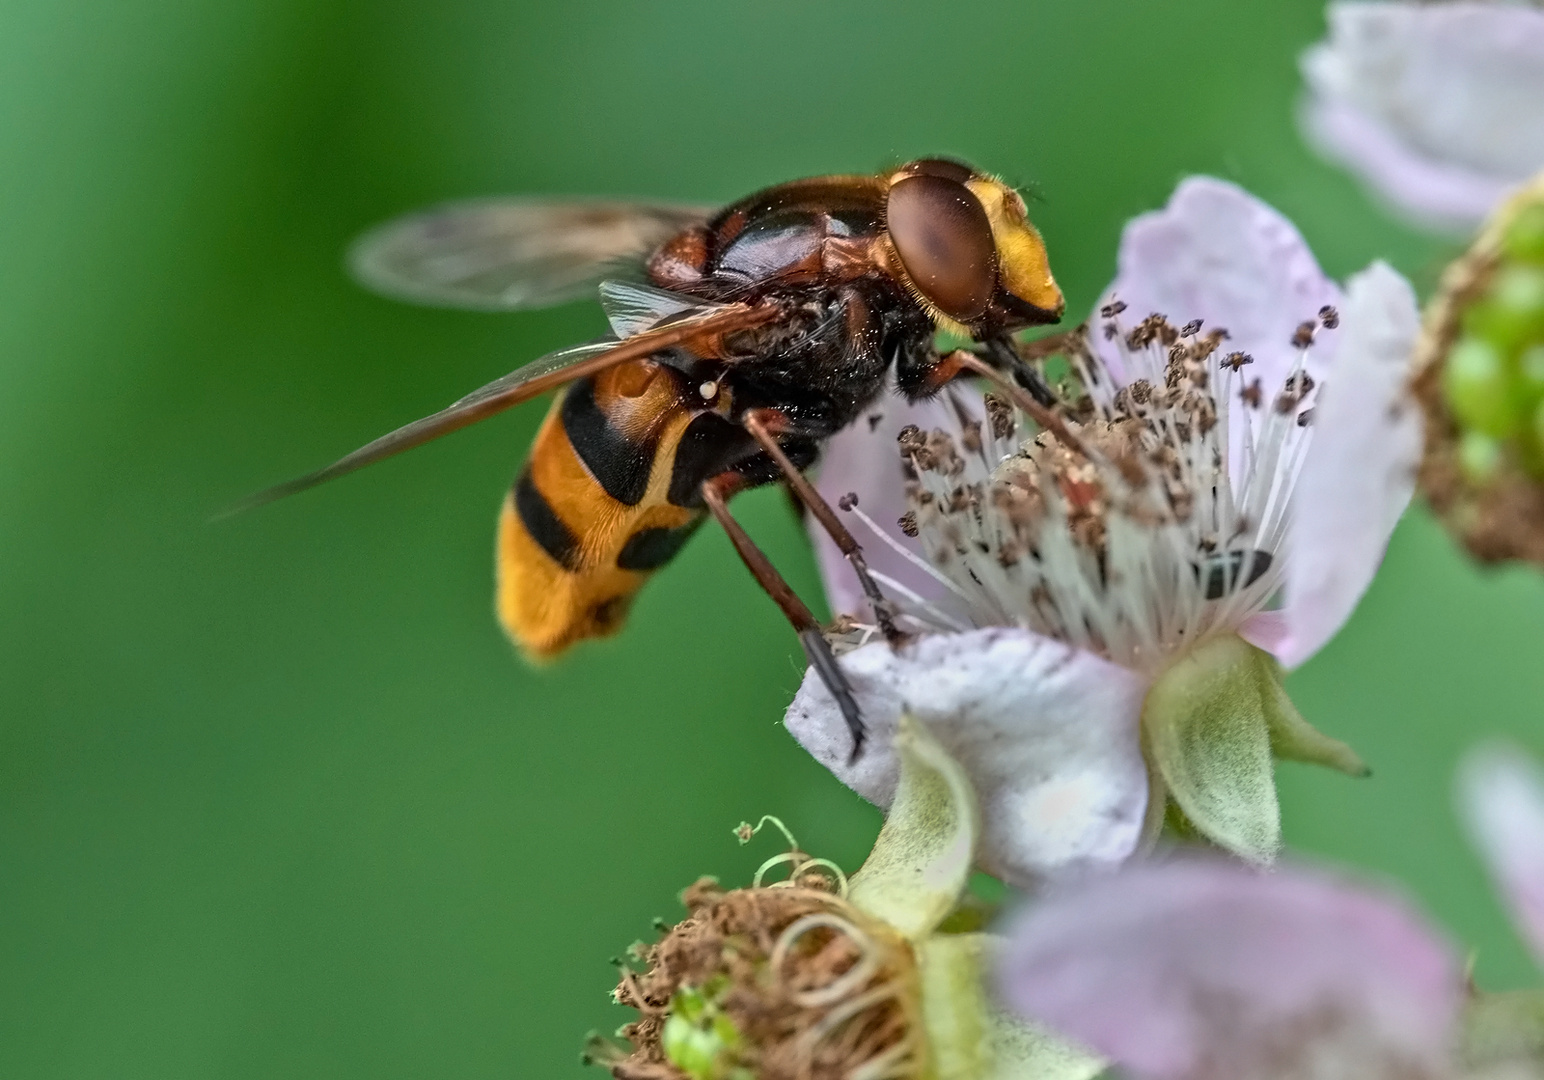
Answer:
[597,279,709,338]
[226,297,777,515]
[348,198,713,311]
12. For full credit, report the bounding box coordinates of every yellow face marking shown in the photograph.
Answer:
[966,178,1065,317]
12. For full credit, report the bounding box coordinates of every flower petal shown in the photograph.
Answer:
[997,857,1462,1080]
[1096,176,1342,397]
[1242,261,1421,669]
[1300,2,1544,233]
[848,715,979,940]
[783,628,1150,887]
[810,385,965,618]
[1458,742,1544,968]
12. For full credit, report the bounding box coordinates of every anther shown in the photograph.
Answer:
[838,492,859,511]
[1100,299,1127,318]
[1318,304,1339,329]
[898,511,919,538]
[1291,321,1316,349]
[1241,379,1263,408]
[1222,351,1254,372]
[983,392,1015,439]
[1180,319,1203,337]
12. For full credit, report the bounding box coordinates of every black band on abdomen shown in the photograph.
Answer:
[616,519,702,571]
[514,469,582,571]
[561,378,656,506]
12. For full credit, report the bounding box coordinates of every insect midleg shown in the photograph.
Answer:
[741,409,907,647]
[699,473,865,761]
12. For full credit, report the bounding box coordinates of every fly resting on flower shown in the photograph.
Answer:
[789,177,1422,881]
[230,157,1069,759]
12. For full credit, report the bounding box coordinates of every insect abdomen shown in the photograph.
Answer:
[496,360,702,659]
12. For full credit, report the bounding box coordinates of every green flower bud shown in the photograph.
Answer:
[1444,335,1519,438]
[1459,430,1505,485]
[1414,168,1544,566]
[1464,265,1544,354]
[1504,203,1544,266]
[661,982,746,1080]
[1520,344,1544,397]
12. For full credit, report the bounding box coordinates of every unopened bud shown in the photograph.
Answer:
[1414,169,1544,566]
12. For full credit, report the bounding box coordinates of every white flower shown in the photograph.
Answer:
[1458,741,1544,968]
[1300,1,1544,233]
[788,178,1423,885]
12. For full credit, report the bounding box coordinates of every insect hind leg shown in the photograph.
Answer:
[700,473,865,762]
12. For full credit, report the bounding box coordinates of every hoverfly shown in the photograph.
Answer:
[241,157,1066,757]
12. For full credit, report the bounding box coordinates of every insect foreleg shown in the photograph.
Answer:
[741,409,907,648]
[977,334,1058,408]
[700,473,866,762]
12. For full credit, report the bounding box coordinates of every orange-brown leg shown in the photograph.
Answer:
[742,409,907,648]
[938,349,1095,460]
[700,473,865,761]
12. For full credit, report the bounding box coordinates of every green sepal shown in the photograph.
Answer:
[917,932,1104,1080]
[1259,657,1369,777]
[1461,989,1544,1073]
[1142,634,1281,865]
[848,714,979,941]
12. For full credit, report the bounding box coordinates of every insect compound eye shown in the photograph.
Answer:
[900,157,976,184]
[886,174,998,323]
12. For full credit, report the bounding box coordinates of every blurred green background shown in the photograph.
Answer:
[1,0,1541,1076]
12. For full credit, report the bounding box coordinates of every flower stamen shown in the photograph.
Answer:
[893,310,1328,673]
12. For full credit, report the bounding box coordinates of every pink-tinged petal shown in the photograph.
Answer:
[997,857,1462,1080]
[784,628,1150,887]
[1300,2,1544,234]
[1096,176,1342,398]
[1248,262,1420,669]
[1300,92,1517,236]
[810,385,964,619]
[1458,742,1544,968]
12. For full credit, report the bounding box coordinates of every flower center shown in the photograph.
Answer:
[869,309,1333,672]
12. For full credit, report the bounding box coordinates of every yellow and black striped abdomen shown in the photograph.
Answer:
[497,358,703,659]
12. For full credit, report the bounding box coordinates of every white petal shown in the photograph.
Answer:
[1299,92,1518,235]
[1300,2,1544,233]
[783,628,1150,887]
[810,385,965,618]
[998,857,1462,1080]
[1246,262,1420,669]
[1458,742,1544,968]
[1096,175,1342,397]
